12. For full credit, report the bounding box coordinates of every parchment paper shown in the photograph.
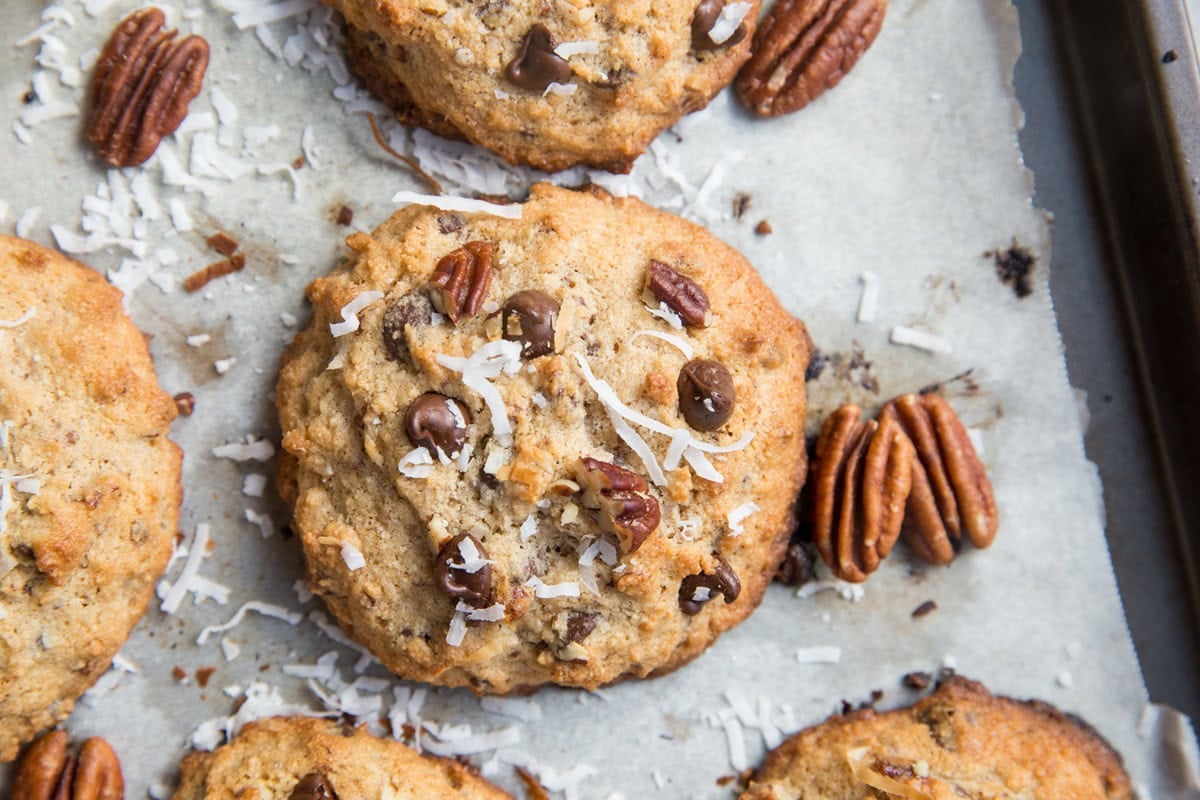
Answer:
[0,0,1196,797]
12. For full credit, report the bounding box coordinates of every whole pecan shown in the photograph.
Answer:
[810,403,913,583]
[644,260,712,328]
[428,241,494,324]
[574,457,660,554]
[880,393,998,564]
[11,730,123,800]
[87,7,210,167]
[735,0,887,116]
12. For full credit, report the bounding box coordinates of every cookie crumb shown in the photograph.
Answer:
[173,391,195,416]
[912,599,938,618]
[206,231,239,257]
[1163,49,1178,64]
[336,205,354,226]
[171,665,188,683]
[514,766,550,800]
[195,666,216,688]
[902,670,932,689]
[732,192,751,219]
[989,243,1035,299]
[755,219,773,235]
[184,253,247,293]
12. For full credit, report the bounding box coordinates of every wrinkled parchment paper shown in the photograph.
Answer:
[1,0,1197,797]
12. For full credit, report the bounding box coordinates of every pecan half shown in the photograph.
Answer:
[428,241,494,324]
[735,0,886,117]
[644,260,712,327]
[880,393,998,564]
[679,555,741,614]
[87,8,210,167]
[810,403,914,583]
[11,731,123,800]
[574,457,660,554]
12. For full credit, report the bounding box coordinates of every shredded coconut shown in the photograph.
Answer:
[481,696,543,721]
[526,576,581,599]
[436,340,523,445]
[212,437,275,462]
[890,326,952,354]
[160,523,213,614]
[708,2,753,45]
[196,601,304,645]
[399,447,434,479]
[392,191,523,219]
[244,508,274,537]
[0,308,36,329]
[554,40,600,58]
[857,271,880,322]
[519,514,538,542]
[330,290,383,337]
[644,302,684,329]
[629,329,694,358]
[727,502,760,536]
[795,645,843,664]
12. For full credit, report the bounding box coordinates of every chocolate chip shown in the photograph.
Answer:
[404,393,471,459]
[381,292,433,365]
[645,260,712,327]
[505,25,572,91]
[565,611,599,643]
[434,533,493,606]
[677,359,735,431]
[911,599,938,618]
[679,555,741,615]
[902,671,932,690]
[775,541,815,586]
[290,773,338,800]
[502,290,559,358]
[692,0,747,51]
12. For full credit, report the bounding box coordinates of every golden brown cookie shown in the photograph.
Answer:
[0,235,182,762]
[173,717,512,799]
[740,676,1134,800]
[276,184,809,693]
[329,1,762,172]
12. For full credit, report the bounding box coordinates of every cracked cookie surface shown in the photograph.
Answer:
[0,235,181,761]
[276,184,809,693]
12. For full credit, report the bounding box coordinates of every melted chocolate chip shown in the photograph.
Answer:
[505,25,572,91]
[565,611,599,643]
[692,0,747,51]
[502,290,560,358]
[677,359,735,431]
[382,293,433,365]
[290,773,338,800]
[434,533,493,606]
[679,556,741,615]
[404,393,471,458]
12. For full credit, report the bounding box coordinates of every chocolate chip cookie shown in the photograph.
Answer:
[276,184,809,693]
[173,717,512,799]
[740,676,1134,800]
[0,235,182,762]
[331,1,762,172]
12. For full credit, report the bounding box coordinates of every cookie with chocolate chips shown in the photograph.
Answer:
[172,717,512,800]
[276,184,809,693]
[0,235,182,761]
[332,1,761,172]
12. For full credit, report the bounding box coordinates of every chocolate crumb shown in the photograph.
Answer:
[336,205,354,226]
[172,665,187,682]
[990,243,1035,298]
[716,774,737,787]
[805,349,829,382]
[903,671,932,690]
[514,766,550,800]
[293,155,305,169]
[195,666,216,688]
[755,219,772,235]
[22,89,35,105]
[732,192,751,219]
[173,391,195,416]
[206,231,239,257]
[775,541,815,586]
[184,253,247,292]
[912,599,938,618]
[1163,49,1178,64]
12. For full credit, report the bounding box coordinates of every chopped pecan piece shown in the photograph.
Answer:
[880,393,998,564]
[574,457,660,554]
[645,260,712,327]
[11,730,123,800]
[810,403,914,582]
[428,241,494,323]
[679,555,741,614]
[87,8,210,167]
[736,0,887,117]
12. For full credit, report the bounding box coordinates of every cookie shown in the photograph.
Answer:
[740,676,1134,800]
[173,717,512,799]
[329,1,761,172]
[276,183,809,693]
[0,235,182,762]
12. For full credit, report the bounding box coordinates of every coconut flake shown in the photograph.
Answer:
[329,290,383,337]
[890,326,952,354]
[214,357,237,375]
[727,502,760,536]
[301,125,320,169]
[186,333,211,347]
[393,191,522,220]
[243,508,274,538]
[555,40,600,58]
[160,523,212,614]
[220,638,242,662]
[341,542,366,571]
[242,473,267,497]
[15,207,41,238]
[0,308,35,328]
[228,0,320,29]
[212,437,275,462]
[196,601,304,645]
[399,447,435,478]
[481,696,543,722]
[423,725,521,757]
[857,271,880,322]
[795,645,842,664]
[708,2,752,45]
[629,329,694,358]
[644,302,684,329]
[543,81,577,96]
[168,198,194,231]
[519,514,538,542]
[526,576,580,599]
[436,340,523,445]
[446,608,468,646]
[454,536,492,573]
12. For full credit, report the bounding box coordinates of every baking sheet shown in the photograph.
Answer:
[0,0,1196,797]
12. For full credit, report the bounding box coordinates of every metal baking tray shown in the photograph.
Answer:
[1016,0,1200,718]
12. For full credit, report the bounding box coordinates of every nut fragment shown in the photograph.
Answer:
[86,7,210,167]
[810,404,914,583]
[434,533,493,607]
[735,0,886,117]
[11,731,124,800]
[645,260,712,327]
[574,457,660,554]
[428,241,493,323]
[505,25,572,91]
[290,773,339,800]
[679,555,741,614]
[880,393,998,564]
